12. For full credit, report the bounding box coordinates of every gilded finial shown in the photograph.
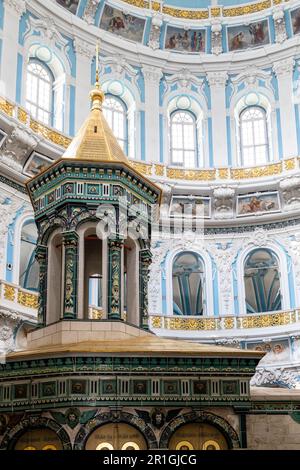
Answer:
[90,40,104,110]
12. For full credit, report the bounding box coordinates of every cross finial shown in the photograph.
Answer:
[90,39,104,109]
[95,40,100,87]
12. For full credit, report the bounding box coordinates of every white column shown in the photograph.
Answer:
[0,0,26,101]
[207,72,228,167]
[74,38,95,132]
[273,58,298,158]
[142,66,163,163]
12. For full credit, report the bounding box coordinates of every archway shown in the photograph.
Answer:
[14,428,63,450]
[168,423,228,450]
[85,423,147,450]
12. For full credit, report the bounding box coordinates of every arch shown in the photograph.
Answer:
[165,248,214,317]
[102,79,138,160]
[11,211,36,286]
[103,94,128,154]
[236,242,291,315]
[74,411,158,450]
[0,416,72,450]
[169,109,198,169]
[172,251,204,316]
[165,93,207,167]
[76,221,108,320]
[243,248,281,314]
[22,41,71,132]
[85,423,147,451]
[159,411,240,450]
[25,59,54,127]
[232,90,277,166]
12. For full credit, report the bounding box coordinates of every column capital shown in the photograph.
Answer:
[142,65,163,84]
[74,38,95,61]
[273,58,295,78]
[3,0,26,16]
[62,231,79,245]
[207,71,228,88]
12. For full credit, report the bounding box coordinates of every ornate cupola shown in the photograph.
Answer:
[26,58,161,331]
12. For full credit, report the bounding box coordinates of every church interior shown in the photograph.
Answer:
[1,0,300,451]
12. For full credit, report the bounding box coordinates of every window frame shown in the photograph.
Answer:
[170,109,199,169]
[239,105,270,167]
[25,59,54,127]
[103,94,129,155]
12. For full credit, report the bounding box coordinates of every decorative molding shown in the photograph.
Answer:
[0,124,40,172]
[280,176,300,209]
[148,12,163,50]
[164,69,204,93]
[231,66,272,89]
[207,71,228,88]
[142,65,163,84]
[273,58,295,78]
[213,186,235,218]
[210,20,223,56]
[74,38,95,60]
[101,55,138,82]
[251,367,300,389]
[273,5,287,44]
[3,0,26,16]
[82,0,101,25]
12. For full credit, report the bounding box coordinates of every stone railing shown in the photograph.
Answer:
[0,280,38,312]
[150,309,300,331]
[0,96,299,182]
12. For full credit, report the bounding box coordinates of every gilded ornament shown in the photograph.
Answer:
[285,158,297,171]
[30,120,71,148]
[155,165,164,176]
[130,161,152,176]
[17,107,28,124]
[0,98,14,116]
[151,316,162,328]
[211,8,221,17]
[122,0,273,19]
[224,318,235,329]
[223,0,271,17]
[240,311,293,329]
[89,307,103,320]
[217,168,230,179]
[18,291,39,309]
[3,284,16,302]
[231,163,282,180]
[167,168,216,181]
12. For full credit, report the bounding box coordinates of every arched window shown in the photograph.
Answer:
[244,249,282,314]
[239,106,269,166]
[103,95,128,153]
[172,252,204,316]
[26,61,53,126]
[19,221,39,292]
[170,111,197,168]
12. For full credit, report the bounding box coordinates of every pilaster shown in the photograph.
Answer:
[139,249,152,330]
[142,66,163,163]
[74,38,95,132]
[62,231,79,320]
[35,245,48,327]
[207,71,228,167]
[273,58,297,158]
[107,238,124,320]
[1,0,26,101]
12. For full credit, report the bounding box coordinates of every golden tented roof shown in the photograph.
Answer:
[7,335,264,359]
[62,84,129,164]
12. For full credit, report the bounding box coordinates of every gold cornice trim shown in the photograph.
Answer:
[120,0,279,20]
